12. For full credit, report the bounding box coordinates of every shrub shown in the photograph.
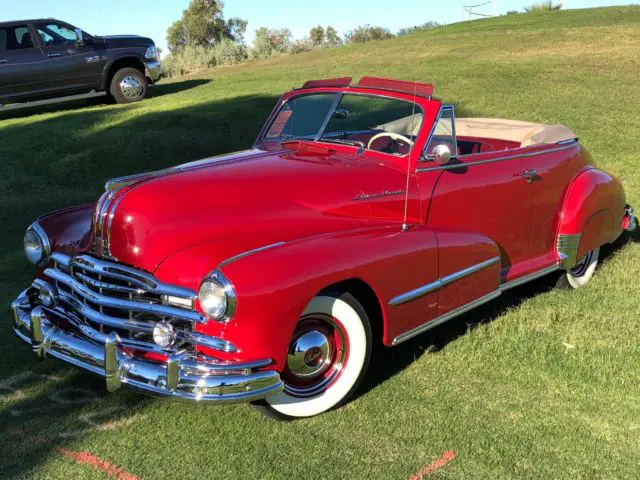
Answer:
[397,21,440,37]
[162,45,217,77]
[290,38,314,55]
[345,25,394,44]
[524,1,563,12]
[213,38,248,66]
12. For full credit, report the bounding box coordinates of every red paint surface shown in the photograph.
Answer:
[409,450,456,479]
[4,427,139,480]
[32,81,629,368]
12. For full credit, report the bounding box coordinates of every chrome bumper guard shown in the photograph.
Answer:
[10,290,283,402]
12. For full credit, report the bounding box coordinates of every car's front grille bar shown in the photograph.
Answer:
[44,267,207,324]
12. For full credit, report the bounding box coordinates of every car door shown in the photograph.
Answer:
[420,106,534,279]
[32,21,102,94]
[0,24,49,102]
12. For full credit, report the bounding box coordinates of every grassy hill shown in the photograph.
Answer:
[1,6,639,479]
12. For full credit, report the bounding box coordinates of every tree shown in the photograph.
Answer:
[167,20,187,53]
[309,25,325,47]
[345,25,394,44]
[325,26,343,48]
[165,0,247,54]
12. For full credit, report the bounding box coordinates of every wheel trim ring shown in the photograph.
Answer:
[281,314,350,398]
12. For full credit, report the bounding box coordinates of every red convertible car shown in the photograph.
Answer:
[11,77,636,419]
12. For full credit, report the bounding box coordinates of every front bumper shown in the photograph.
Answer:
[144,60,162,83]
[10,289,283,402]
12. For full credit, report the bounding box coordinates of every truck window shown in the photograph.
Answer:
[36,24,77,46]
[1,26,34,50]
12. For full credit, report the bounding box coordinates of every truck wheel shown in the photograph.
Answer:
[556,247,600,289]
[255,293,372,420]
[110,67,147,104]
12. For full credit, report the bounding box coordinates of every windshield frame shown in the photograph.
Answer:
[260,90,426,156]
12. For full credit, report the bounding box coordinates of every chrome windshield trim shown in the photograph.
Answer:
[44,268,207,324]
[219,242,286,269]
[389,256,499,306]
[420,104,456,163]
[416,141,578,174]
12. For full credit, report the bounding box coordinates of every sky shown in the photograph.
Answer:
[1,0,630,54]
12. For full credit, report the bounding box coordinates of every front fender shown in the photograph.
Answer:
[37,203,95,255]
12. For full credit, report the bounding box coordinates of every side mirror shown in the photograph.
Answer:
[333,108,349,120]
[75,28,84,47]
[432,144,452,165]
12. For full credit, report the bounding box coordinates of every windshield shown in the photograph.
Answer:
[263,93,423,156]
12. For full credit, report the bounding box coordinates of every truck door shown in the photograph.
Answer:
[32,21,102,94]
[0,24,48,103]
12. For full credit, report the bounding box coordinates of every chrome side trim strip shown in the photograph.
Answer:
[219,242,286,269]
[499,263,561,291]
[392,290,502,345]
[416,141,578,174]
[389,256,499,306]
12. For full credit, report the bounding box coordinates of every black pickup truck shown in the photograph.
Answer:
[0,18,162,108]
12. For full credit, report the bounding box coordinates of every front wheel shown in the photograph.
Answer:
[556,247,600,289]
[109,67,148,104]
[255,293,372,420]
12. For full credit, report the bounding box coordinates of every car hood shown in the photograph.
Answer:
[99,35,154,47]
[97,147,408,273]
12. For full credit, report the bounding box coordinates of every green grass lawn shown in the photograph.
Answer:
[2,6,640,479]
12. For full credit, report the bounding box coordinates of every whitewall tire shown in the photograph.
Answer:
[256,293,372,420]
[557,247,600,289]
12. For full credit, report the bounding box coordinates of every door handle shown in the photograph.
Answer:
[48,53,62,58]
[515,169,539,183]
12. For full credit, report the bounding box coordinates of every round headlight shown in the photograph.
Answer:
[24,224,50,267]
[198,279,228,320]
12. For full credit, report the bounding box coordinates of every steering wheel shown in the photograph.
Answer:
[367,132,414,151]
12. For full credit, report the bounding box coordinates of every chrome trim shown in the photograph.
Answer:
[69,254,195,299]
[200,270,237,323]
[556,233,581,269]
[392,290,502,345]
[144,60,162,83]
[106,194,124,259]
[389,256,499,306]
[9,293,281,402]
[499,263,561,291]
[44,268,207,324]
[219,242,285,268]
[420,104,456,162]
[416,141,578,174]
[27,222,51,267]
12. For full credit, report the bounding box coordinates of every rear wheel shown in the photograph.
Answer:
[255,293,371,420]
[109,67,147,104]
[556,247,600,289]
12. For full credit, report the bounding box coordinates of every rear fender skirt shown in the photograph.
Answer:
[556,168,626,267]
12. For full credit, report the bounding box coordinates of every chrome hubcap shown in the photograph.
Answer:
[120,75,143,99]
[287,330,332,378]
[282,315,348,398]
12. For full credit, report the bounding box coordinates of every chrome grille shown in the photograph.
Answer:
[41,253,216,354]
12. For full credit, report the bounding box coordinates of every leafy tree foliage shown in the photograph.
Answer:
[166,0,247,53]
[251,28,293,59]
[309,26,325,47]
[345,25,395,44]
[325,26,343,48]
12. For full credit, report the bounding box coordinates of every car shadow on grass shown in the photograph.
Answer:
[0,78,212,121]
[357,230,637,400]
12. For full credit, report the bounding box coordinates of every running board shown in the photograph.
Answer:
[391,262,561,345]
[0,91,107,111]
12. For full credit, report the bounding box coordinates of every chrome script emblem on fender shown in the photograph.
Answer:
[353,189,405,201]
